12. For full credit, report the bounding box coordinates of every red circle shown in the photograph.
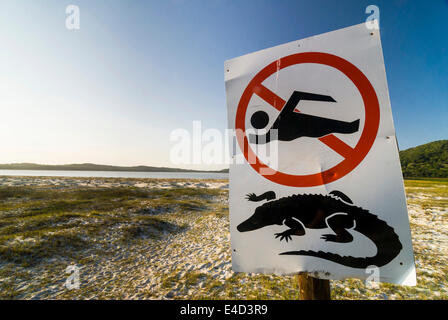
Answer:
[236,52,380,187]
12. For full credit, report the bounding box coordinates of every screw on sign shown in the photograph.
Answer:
[236,52,380,187]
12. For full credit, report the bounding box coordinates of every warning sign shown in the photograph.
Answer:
[236,52,381,187]
[225,23,416,285]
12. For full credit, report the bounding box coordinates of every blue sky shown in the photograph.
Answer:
[0,0,446,169]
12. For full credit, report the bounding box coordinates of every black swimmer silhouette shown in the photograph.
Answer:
[249,91,360,144]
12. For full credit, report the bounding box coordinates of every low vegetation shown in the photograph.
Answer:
[0,185,220,268]
[0,177,446,300]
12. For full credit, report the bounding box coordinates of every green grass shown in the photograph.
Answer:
[0,186,225,268]
[404,178,448,210]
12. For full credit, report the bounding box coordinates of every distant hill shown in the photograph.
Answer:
[0,163,228,174]
[399,140,448,178]
[2,140,446,177]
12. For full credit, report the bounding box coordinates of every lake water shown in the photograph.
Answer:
[0,170,229,180]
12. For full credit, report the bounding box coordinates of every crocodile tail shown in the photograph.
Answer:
[280,250,390,269]
[352,209,403,268]
[280,208,403,269]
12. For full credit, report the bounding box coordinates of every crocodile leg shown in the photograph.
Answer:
[275,217,305,242]
[321,214,354,243]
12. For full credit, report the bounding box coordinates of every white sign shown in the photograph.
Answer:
[224,22,416,285]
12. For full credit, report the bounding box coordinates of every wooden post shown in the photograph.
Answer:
[296,273,331,300]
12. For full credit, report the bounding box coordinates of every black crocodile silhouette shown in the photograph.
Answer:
[245,191,276,202]
[237,191,403,268]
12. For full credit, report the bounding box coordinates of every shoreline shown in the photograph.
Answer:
[0,175,229,189]
[0,169,228,180]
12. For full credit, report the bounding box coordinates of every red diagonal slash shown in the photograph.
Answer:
[253,84,285,111]
[253,84,355,159]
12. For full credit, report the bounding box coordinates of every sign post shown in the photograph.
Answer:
[225,22,416,293]
[296,274,330,300]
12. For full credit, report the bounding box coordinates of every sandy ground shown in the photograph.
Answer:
[0,176,447,300]
[0,176,228,190]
